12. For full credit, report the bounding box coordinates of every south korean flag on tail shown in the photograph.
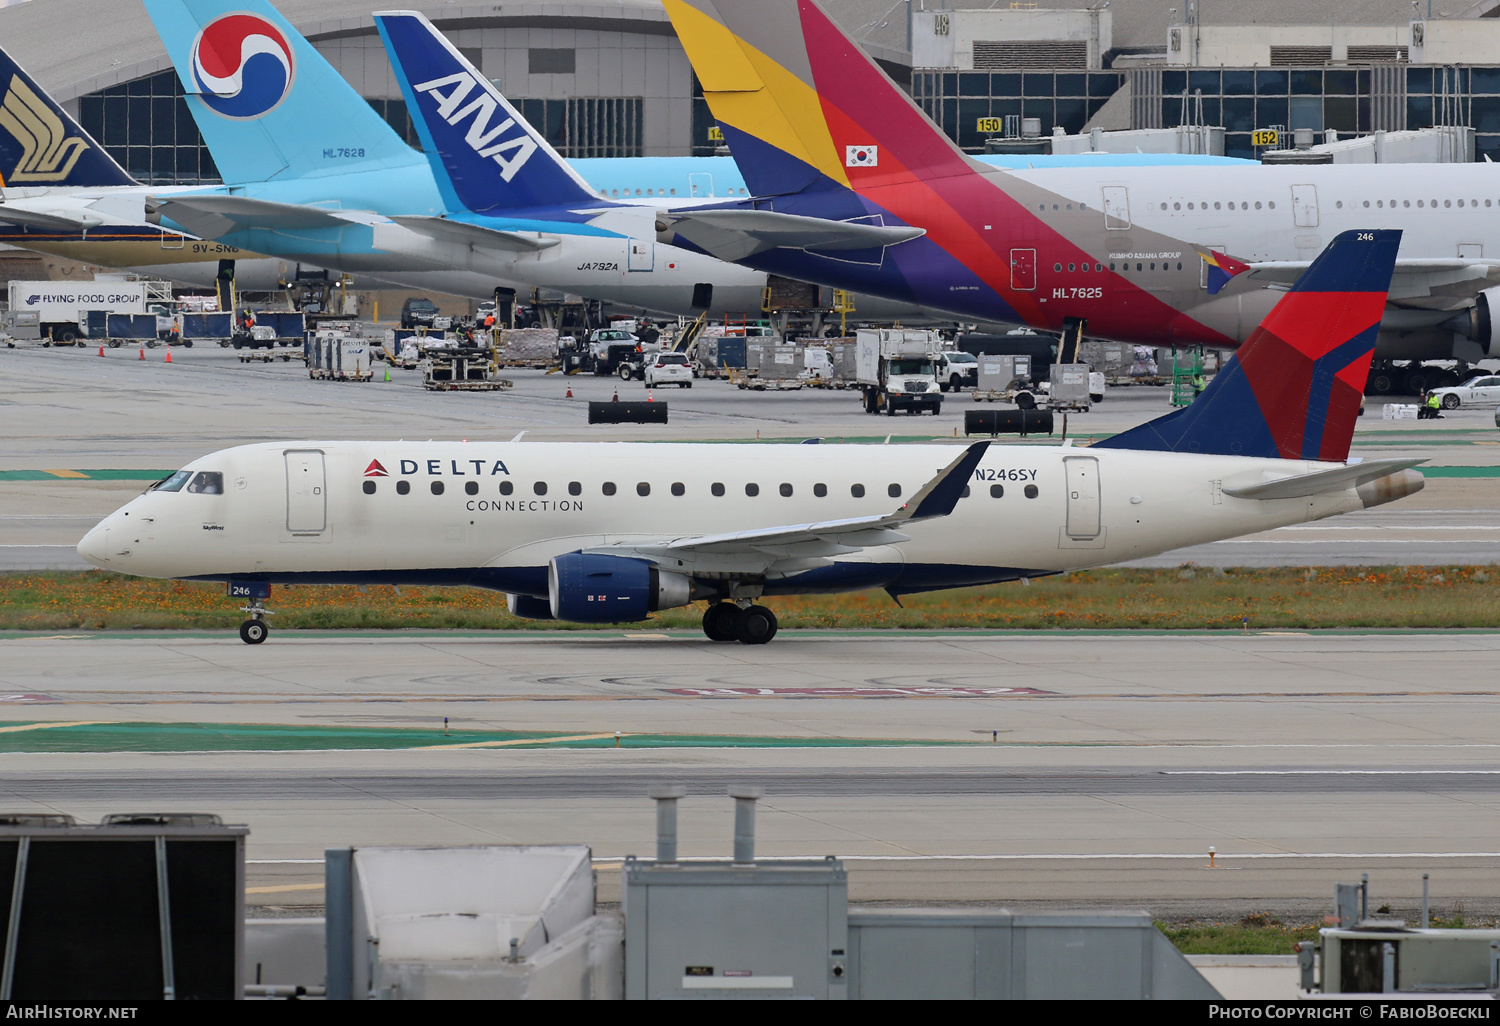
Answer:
[845,144,879,167]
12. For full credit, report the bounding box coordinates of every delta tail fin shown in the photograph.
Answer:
[374,10,601,214]
[144,0,422,184]
[0,47,132,188]
[661,0,984,198]
[1097,229,1401,463]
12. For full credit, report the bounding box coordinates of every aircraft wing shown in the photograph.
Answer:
[1248,258,1500,302]
[657,208,925,262]
[583,441,988,576]
[151,195,355,239]
[387,215,560,253]
[1222,457,1427,500]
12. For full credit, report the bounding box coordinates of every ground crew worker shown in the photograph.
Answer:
[1192,371,1206,398]
[482,311,496,330]
[1423,390,1442,419]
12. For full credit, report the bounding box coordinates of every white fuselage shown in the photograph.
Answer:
[78,441,1391,606]
[1011,162,1500,262]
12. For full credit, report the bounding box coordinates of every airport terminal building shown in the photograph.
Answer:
[4,0,1500,177]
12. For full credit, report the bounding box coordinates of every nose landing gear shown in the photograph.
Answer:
[237,597,273,645]
[700,601,778,645]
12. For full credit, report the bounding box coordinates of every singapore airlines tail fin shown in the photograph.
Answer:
[0,47,133,188]
[144,0,423,184]
[374,10,601,215]
[1097,229,1402,463]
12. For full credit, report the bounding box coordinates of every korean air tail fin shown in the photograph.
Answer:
[144,0,422,184]
[0,47,132,187]
[661,0,983,199]
[374,11,600,214]
[1096,230,1401,463]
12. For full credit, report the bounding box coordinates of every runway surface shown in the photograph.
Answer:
[2,631,1497,915]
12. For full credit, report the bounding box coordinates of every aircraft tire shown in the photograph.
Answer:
[239,619,268,645]
[736,605,777,645]
[702,603,740,642]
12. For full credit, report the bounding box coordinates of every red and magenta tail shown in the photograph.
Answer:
[1098,229,1400,463]
[662,0,983,198]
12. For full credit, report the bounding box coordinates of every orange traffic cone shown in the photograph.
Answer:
[611,388,619,402]
[164,350,172,363]
[97,346,104,357]
[137,347,144,360]
[565,385,573,398]
[647,388,654,402]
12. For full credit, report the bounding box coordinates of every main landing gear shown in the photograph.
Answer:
[238,598,273,645]
[701,601,778,645]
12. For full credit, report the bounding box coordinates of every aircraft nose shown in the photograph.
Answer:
[76,520,110,568]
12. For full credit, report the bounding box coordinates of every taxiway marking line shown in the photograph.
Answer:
[414,731,626,750]
[245,883,324,894]
[0,720,106,733]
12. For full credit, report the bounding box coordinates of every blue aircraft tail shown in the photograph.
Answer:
[144,0,423,184]
[374,10,601,214]
[1096,229,1401,463]
[0,48,132,187]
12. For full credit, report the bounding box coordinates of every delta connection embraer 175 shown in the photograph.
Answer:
[77,230,1423,646]
[659,0,1500,374]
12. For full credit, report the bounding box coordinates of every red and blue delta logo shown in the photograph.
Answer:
[190,13,295,120]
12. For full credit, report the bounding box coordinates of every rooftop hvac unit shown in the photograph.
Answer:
[0,814,245,1000]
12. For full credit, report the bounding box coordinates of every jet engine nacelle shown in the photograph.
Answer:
[506,593,554,620]
[547,553,697,624]
[1471,287,1500,359]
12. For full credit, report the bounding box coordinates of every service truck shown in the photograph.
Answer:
[855,328,944,416]
[6,280,164,344]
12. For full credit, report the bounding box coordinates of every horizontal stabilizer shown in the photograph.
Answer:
[1222,458,1427,500]
[0,203,100,230]
[659,208,924,262]
[585,441,988,574]
[389,215,560,253]
[152,195,353,239]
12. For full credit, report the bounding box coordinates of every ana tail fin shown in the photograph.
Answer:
[374,10,600,214]
[661,0,981,197]
[144,0,421,185]
[1097,229,1401,463]
[0,47,132,187]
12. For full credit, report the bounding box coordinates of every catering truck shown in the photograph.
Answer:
[5,279,167,344]
[855,328,944,415]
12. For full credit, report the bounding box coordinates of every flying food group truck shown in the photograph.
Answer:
[855,328,944,415]
[6,280,154,344]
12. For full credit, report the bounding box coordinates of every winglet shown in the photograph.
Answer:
[904,441,990,521]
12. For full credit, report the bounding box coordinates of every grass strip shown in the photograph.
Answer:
[2,566,1499,632]
[0,720,955,754]
[1158,912,1486,955]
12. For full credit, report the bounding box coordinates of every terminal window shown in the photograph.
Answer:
[78,70,220,185]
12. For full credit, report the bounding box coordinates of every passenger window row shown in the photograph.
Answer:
[1335,198,1492,209]
[959,484,1041,499]
[365,480,981,499]
[369,479,1043,499]
[1160,200,1274,211]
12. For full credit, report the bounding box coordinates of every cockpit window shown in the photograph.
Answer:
[185,471,223,494]
[152,470,192,492]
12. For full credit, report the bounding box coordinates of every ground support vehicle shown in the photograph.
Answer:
[7,279,164,344]
[936,351,979,392]
[856,328,943,416]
